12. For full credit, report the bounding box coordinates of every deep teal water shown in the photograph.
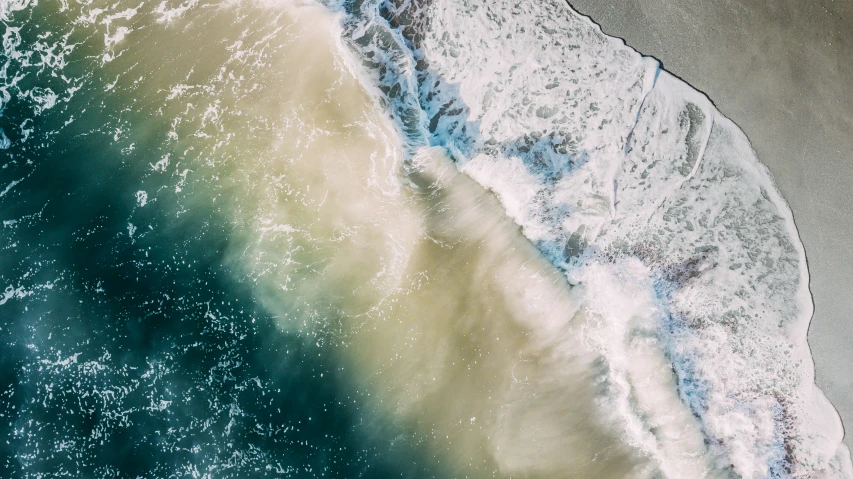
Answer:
[0,2,445,477]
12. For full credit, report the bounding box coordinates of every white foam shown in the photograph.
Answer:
[0,0,31,21]
[324,0,852,475]
[135,190,148,206]
[0,128,10,149]
[577,258,714,477]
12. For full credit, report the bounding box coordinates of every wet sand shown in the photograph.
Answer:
[567,0,853,449]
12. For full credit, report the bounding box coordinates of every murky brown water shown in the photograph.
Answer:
[233,8,653,477]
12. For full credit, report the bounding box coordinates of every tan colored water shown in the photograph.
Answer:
[84,2,684,475]
[221,5,652,477]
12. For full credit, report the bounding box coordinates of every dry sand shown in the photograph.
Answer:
[566,0,853,449]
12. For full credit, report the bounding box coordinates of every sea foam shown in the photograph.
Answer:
[323,0,852,476]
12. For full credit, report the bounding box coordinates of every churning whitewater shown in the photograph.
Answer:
[0,0,850,476]
[322,0,851,477]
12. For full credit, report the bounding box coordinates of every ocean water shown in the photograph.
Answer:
[0,0,850,478]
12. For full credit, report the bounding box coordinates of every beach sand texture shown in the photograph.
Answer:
[567,0,853,449]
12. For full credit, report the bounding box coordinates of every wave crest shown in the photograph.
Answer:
[324,0,851,476]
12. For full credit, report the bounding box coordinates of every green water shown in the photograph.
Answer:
[0,1,645,477]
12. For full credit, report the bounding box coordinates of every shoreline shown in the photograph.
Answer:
[566,0,853,451]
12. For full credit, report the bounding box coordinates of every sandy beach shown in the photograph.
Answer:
[567,0,853,449]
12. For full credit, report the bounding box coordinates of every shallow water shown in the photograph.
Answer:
[323,0,852,475]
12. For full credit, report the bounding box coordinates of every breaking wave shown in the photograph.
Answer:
[321,0,851,476]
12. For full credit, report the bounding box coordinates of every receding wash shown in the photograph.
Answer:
[0,0,849,477]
